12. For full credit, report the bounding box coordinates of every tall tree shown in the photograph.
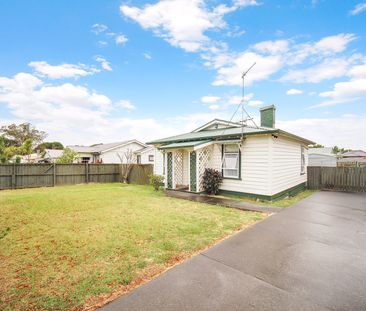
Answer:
[35,141,64,152]
[0,123,46,147]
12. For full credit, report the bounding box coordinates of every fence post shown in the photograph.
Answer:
[12,162,16,189]
[86,163,89,183]
[53,163,56,187]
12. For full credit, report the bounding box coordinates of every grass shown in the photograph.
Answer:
[220,190,315,208]
[0,183,266,311]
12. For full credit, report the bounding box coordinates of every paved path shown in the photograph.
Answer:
[165,189,282,213]
[100,191,366,311]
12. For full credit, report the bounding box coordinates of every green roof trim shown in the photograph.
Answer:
[159,140,211,150]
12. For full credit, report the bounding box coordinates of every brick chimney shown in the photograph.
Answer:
[260,105,276,128]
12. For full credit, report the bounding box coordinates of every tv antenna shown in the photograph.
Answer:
[224,62,259,141]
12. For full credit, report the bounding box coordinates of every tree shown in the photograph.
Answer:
[56,148,78,164]
[309,144,324,149]
[117,148,135,183]
[0,123,46,147]
[35,141,64,152]
[332,146,351,155]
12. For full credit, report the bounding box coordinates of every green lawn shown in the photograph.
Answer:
[0,184,266,311]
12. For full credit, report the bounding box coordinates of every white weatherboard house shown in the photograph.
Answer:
[68,140,148,164]
[149,106,315,201]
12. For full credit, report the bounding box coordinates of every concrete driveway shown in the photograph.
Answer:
[101,191,366,311]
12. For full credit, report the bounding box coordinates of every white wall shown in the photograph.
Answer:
[100,142,143,164]
[309,154,336,167]
[270,136,307,195]
[139,149,155,164]
[209,135,271,196]
[153,147,164,176]
[208,134,307,196]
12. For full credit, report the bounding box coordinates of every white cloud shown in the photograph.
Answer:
[347,62,366,79]
[98,40,108,47]
[213,51,283,86]
[286,88,303,95]
[115,34,128,45]
[143,53,152,60]
[120,0,258,52]
[91,23,108,34]
[349,2,366,15]
[201,95,220,104]
[280,57,351,83]
[95,56,112,71]
[209,104,220,110]
[278,114,366,150]
[28,61,99,79]
[116,100,136,110]
[253,40,289,55]
[314,78,366,107]
[248,100,263,107]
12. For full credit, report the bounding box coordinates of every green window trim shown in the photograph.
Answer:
[221,144,241,180]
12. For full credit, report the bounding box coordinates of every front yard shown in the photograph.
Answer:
[0,184,266,310]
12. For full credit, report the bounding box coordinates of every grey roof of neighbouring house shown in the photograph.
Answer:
[342,150,366,157]
[308,147,335,156]
[68,140,146,154]
[147,123,315,146]
[44,149,64,158]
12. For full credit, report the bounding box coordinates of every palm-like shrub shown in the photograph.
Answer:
[202,168,223,195]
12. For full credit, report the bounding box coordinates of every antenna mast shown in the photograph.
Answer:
[240,63,258,140]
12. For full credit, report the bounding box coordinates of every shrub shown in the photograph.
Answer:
[149,174,165,191]
[202,168,223,195]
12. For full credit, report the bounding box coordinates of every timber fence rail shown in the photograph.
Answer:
[307,166,366,192]
[0,163,153,190]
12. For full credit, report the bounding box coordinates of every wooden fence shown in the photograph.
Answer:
[0,164,153,190]
[307,166,366,192]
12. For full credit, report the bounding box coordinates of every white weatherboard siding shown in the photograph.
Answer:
[139,149,155,164]
[101,142,143,163]
[153,148,164,176]
[209,135,271,196]
[270,136,307,195]
[309,154,336,167]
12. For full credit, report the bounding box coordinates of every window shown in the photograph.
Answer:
[149,155,154,162]
[301,146,305,174]
[222,144,240,179]
[81,157,90,164]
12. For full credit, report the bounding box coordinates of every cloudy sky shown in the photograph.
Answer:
[0,0,366,148]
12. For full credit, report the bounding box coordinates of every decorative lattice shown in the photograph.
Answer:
[173,150,184,187]
[167,152,173,188]
[197,146,212,192]
[190,151,197,192]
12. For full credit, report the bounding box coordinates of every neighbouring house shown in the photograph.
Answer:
[134,145,156,164]
[308,147,337,167]
[11,153,42,163]
[39,149,64,163]
[337,149,366,167]
[68,140,148,164]
[148,105,315,201]
[341,150,366,158]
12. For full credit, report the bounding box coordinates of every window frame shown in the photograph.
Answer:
[221,144,241,180]
[300,146,306,175]
[148,154,154,162]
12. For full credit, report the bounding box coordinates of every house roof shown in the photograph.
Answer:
[192,119,241,132]
[159,140,211,150]
[44,149,64,158]
[148,122,315,146]
[342,150,366,157]
[68,140,146,154]
[134,145,154,154]
[308,147,335,156]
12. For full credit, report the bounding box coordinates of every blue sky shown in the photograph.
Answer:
[0,0,366,148]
